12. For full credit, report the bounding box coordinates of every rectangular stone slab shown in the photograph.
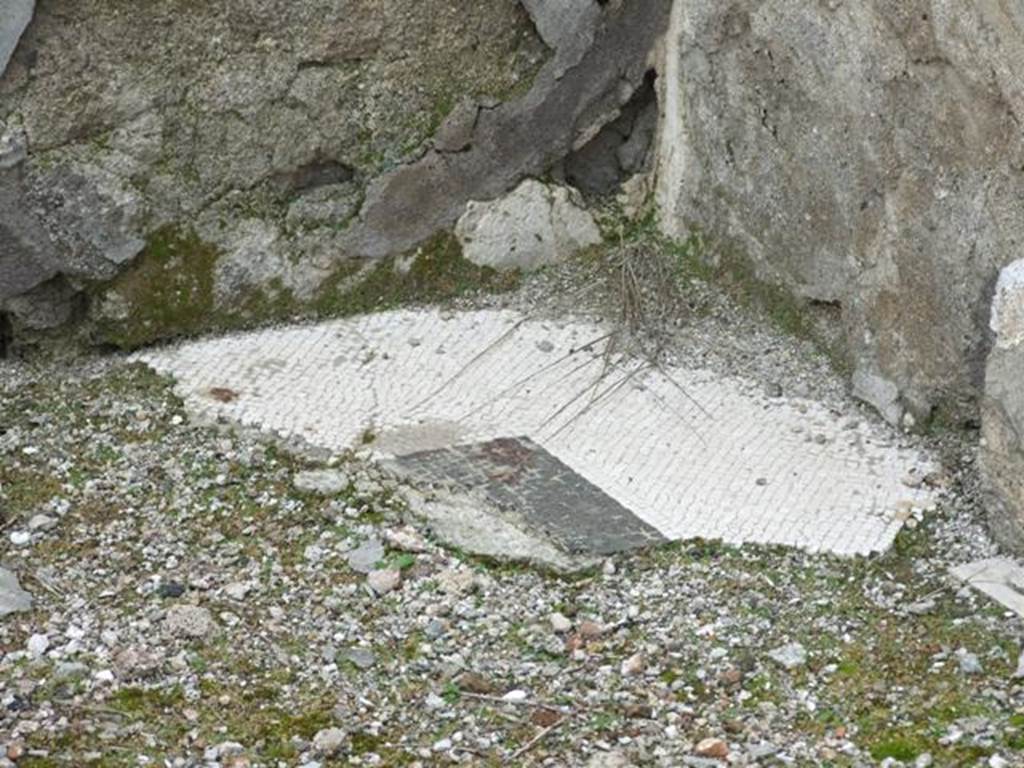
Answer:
[391,436,667,556]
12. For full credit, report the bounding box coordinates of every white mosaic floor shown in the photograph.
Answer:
[140,308,938,556]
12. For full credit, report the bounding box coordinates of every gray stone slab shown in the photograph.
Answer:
[392,436,667,556]
[0,567,33,617]
[950,558,1024,618]
[0,0,33,76]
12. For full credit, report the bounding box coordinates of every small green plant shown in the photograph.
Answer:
[441,681,461,704]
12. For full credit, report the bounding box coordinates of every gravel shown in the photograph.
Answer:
[1,260,1022,766]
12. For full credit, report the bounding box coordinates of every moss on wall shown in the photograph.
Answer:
[313,232,520,316]
[92,225,219,350]
[90,227,520,351]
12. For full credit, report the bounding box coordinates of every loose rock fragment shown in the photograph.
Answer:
[0,567,32,617]
[694,737,729,759]
[768,643,807,670]
[955,648,983,675]
[293,469,350,496]
[223,581,251,601]
[454,179,602,272]
[27,514,56,531]
[165,605,215,638]
[549,612,572,633]
[621,652,645,677]
[367,569,401,596]
[346,538,385,574]
[344,648,376,670]
[26,633,49,657]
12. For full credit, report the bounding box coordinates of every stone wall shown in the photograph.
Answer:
[0,0,550,344]
[657,0,1024,427]
[982,260,1024,550]
[1,0,671,351]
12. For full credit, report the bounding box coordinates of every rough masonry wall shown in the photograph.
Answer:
[659,0,1024,426]
[0,0,672,352]
[0,0,547,342]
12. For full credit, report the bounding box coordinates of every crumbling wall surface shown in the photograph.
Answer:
[659,0,1024,425]
[982,260,1024,551]
[1,0,551,336]
[0,0,670,350]
[341,0,671,258]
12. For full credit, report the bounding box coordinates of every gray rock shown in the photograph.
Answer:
[424,619,447,639]
[343,647,376,670]
[454,180,602,272]
[905,599,936,616]
[683,758,725,768]
[27,514,56,532]
[852,369,903,427]
[54,662,89,681]
[0,0,33,76]
[204,742,245,762]
[550,612,572,633]
[955,648,983,675]
[346,538,384,575]
[293,469,350,496]
[366,569,401,596]
[434,98,482,154]
[585,752,633,768]
[222,581,251,601]
[768,642,807,670]
[982,260,1024,552]
[328,4,671,262]
[165,605,214,638]
[659,1,1024,424]
[312,727,347,756]
[520,0,601,75]
[26,633,49,657]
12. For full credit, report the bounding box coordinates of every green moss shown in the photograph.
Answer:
[93,224,219,350]
[314,232,520,316]
[869,734,928,761]
[89,223,519,352]
[112,686,185,714]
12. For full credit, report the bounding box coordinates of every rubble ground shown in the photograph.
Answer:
[1,256,1023,767]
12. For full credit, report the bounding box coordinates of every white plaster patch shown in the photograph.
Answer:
[140,308,938,556]
[991,258,1024,350]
